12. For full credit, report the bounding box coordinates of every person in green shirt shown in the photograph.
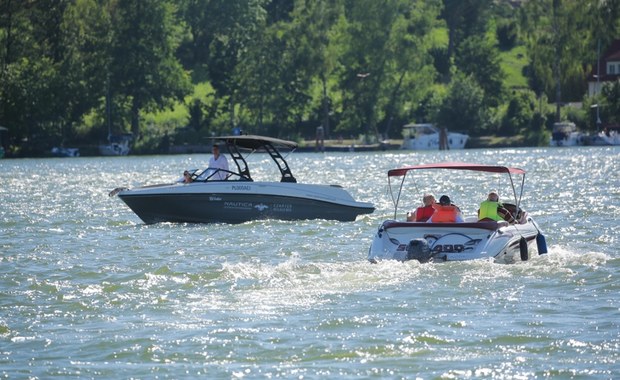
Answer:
[478,190,511,222]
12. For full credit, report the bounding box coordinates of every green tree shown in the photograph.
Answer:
[379,0,441,138]
[441,0,492,66]
[436,73,488,136]
[59,0,111,139]
[235,23,294,135]
[0,0,104,150]
[293,0,343,139]
[600,79,620,125]
[455,36,505,107]
[109,0,191,138]
[499,90,536,136]
[178,0,267,131]
[521,0,595,122]
[333,0,440,140]
[0,1,65,144]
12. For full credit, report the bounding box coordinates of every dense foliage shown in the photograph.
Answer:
[0,0,618,155]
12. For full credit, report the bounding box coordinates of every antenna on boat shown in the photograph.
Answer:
[595,38,602,132]
[392,173,408,220]
[507,170,530,260]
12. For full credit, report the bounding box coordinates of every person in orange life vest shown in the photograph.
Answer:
[478,190,514,223]
[427,195,464,223]
[407,193,436,222]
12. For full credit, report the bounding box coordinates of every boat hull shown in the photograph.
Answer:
[402,132,469,150]
[549,133,584,147]
[368,219,541,264]
[99,143,130,156]
[400,124,469,150]
[117,182,374,224]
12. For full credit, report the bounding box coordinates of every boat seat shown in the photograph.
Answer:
[478,218,509,227]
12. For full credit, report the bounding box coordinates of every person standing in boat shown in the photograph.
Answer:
[407,193,436,222]
[209,143,229,180]
[427,195,464,223]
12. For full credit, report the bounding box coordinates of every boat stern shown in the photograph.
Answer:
[368,220,538,263]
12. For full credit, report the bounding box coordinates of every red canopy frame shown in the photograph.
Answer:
[386,162,527,220]
[388,162,525,177]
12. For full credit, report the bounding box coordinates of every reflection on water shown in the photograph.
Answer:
[0,147,618,378]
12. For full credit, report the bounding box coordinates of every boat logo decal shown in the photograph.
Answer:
[255,203,269,211]
[209,196,222,201]
[433,244,466,253]
[224,201,253,209]
[426,234,482,254]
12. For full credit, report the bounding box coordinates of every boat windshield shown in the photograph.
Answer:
[190,167,249,182]
[403,124,438,138]
[194,168,223,181]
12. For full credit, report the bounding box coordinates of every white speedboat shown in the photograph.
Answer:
[110,135,375,224]
[549,122,584,147]
[99,133,133,156]
[51,147,80,157]
[368,162,547,264]
[401,123,468,150]
[588,126,620,146]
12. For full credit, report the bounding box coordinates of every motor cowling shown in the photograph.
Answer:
[407,238,432,263]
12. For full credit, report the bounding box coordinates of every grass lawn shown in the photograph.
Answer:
[500,44,529,89]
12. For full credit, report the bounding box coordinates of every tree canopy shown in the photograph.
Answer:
[0,0,617,155]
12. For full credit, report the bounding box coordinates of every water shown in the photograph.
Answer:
[1,147,619,378]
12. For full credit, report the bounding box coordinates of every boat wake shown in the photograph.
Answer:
[537,245,609,266]
[215,259,425,315]
[212,245,610,315]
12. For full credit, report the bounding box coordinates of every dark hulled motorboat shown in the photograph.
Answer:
[110,135,374,224]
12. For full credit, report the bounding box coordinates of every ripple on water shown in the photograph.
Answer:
[0,148,619,378]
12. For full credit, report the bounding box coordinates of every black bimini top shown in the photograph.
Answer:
[214,135,298,151]
[212,134,298,183]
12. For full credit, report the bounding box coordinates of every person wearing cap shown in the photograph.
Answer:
[407,193,436,222]
[208,144,229,180]
[427,195,463,223]
[478,191,513,222]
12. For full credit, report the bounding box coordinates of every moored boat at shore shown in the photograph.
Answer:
[549,122,584,147]
[401,123,469,150]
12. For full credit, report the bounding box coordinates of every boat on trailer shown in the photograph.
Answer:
[110,135,375,224]
[368,162,547,264]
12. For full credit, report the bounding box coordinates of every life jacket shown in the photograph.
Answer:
[478,200,503,221]
[415,205,435,222]
[431,204,459,223]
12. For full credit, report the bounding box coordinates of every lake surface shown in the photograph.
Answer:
[1,147,618,378]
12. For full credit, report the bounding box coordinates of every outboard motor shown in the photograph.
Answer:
[407,239,432,263]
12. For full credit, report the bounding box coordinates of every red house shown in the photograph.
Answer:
[587,39,620,97]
